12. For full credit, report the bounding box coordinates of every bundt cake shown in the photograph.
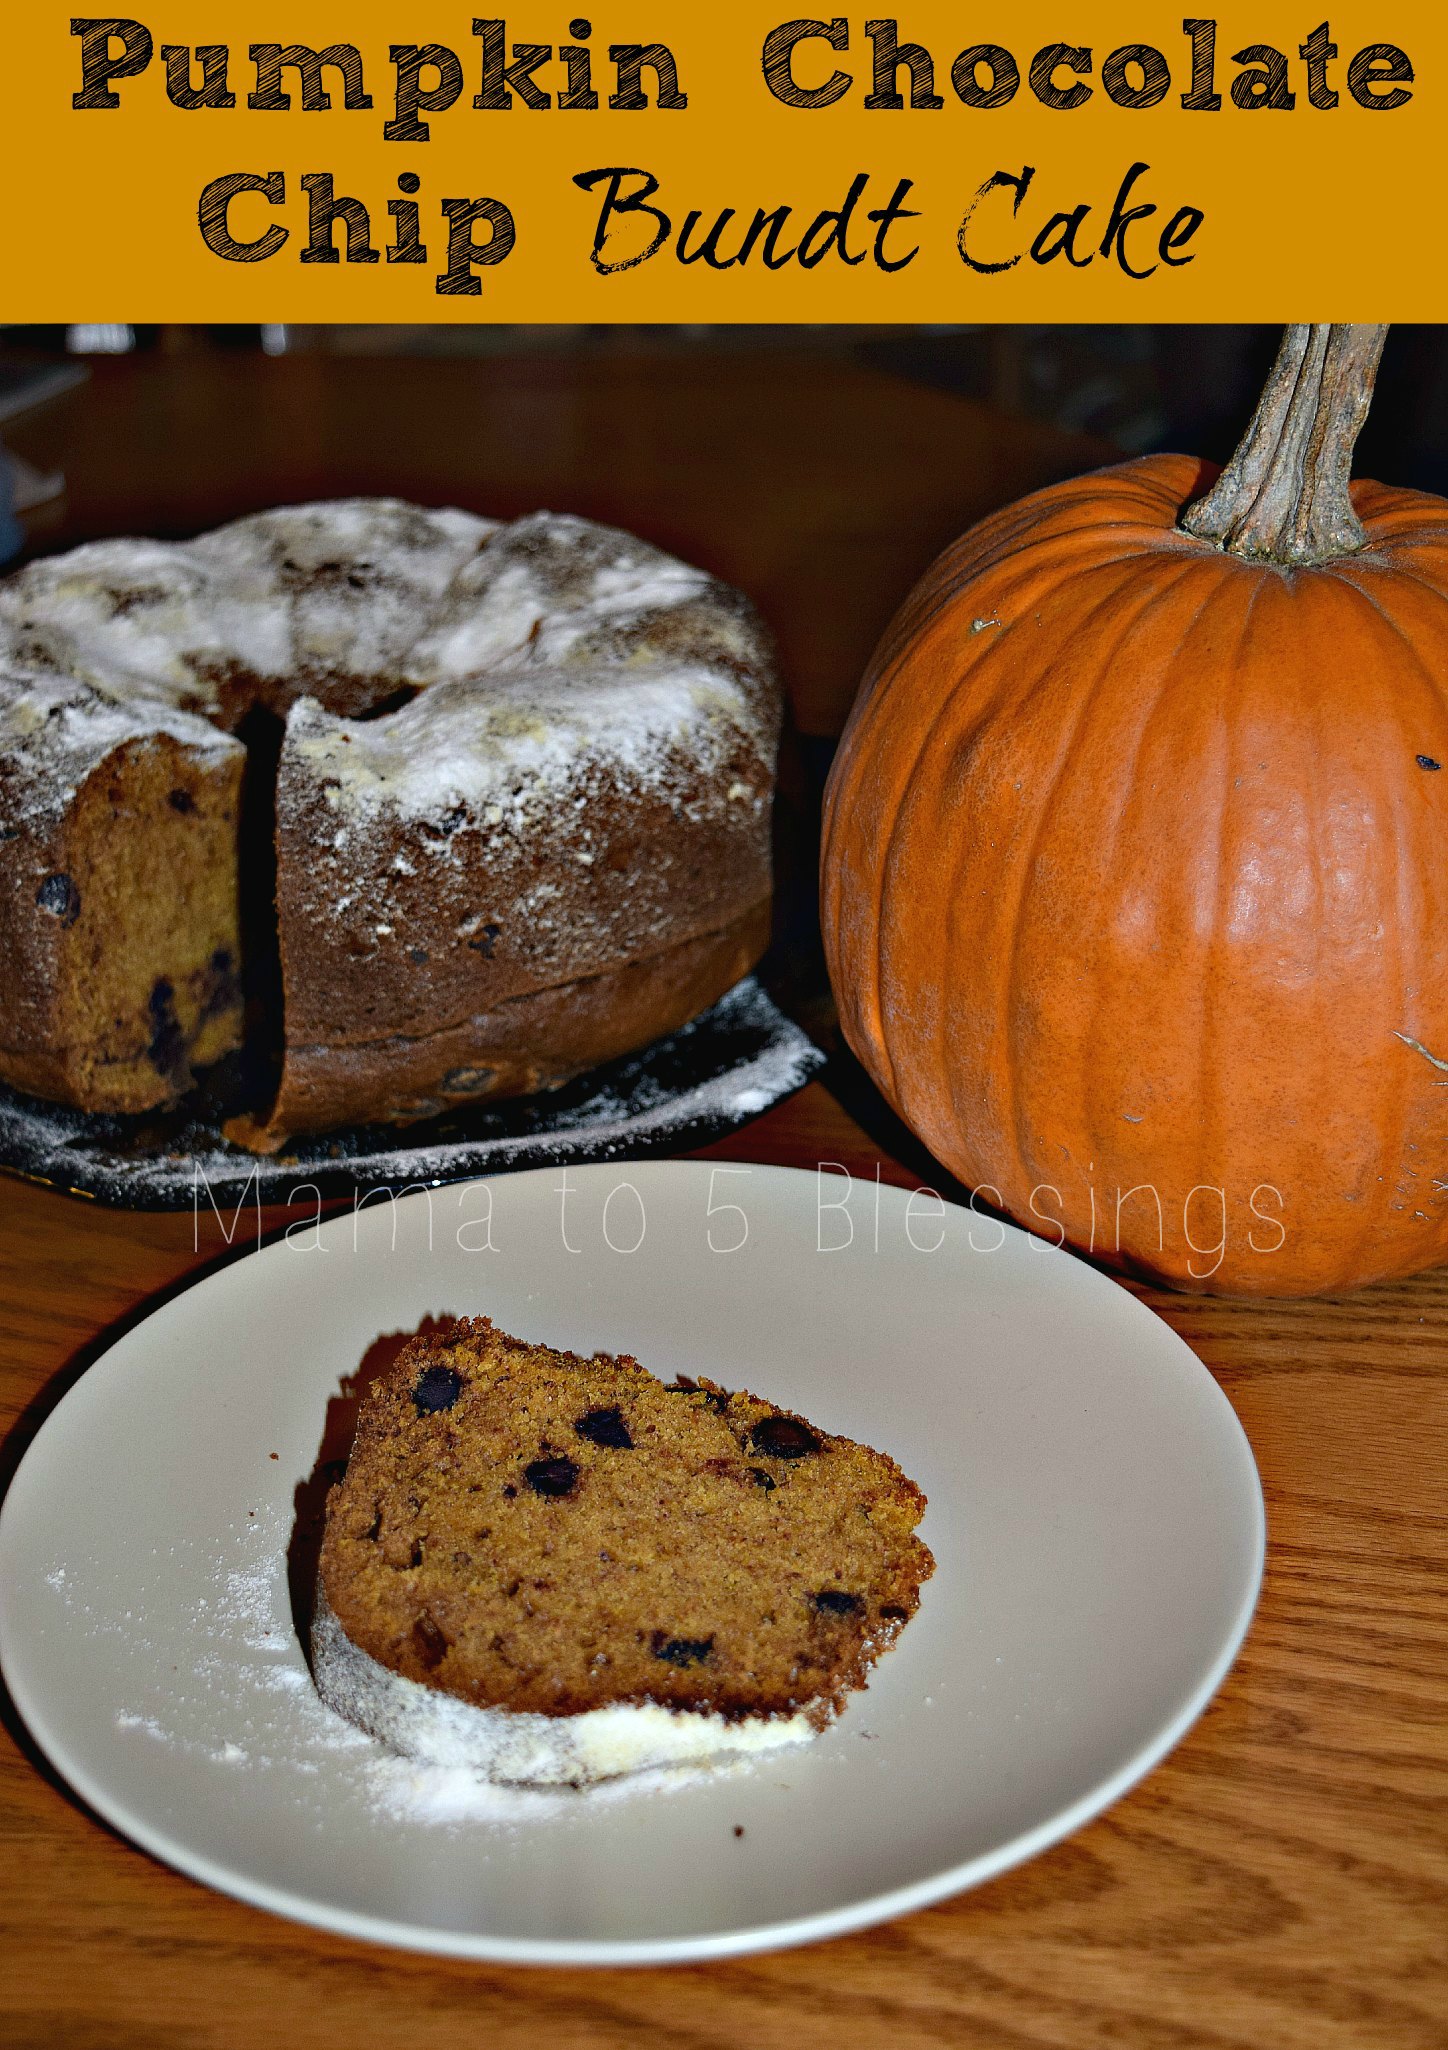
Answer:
[0,501,780,1143]
[312,1317,934,1784]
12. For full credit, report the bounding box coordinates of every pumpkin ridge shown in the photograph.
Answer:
[1374,629,1428,1280]
[1031,561,1249,1248]
[1321,573,1448,1275]
[1336,485,1448,560]
[862,516,1152,681]
[1078,565,1246,1201]
[1380,730,1422,1286]
[907,453,1216,602]
[1336,572,1448,727]
[993,555,1214,1207]
[1342,551,1448,628]
[866,456,1239,691]
[1362,526,1448,561]
[1196,570,1278,1269]
[836,544,1151,1047]
[859,543,1066,723]
[1327,567,1427,1279]
[996,452,1207,532]
[868,513,1224,727]
[870,589,1051,1108]
[955,508,1202,590]
[836,551,1146,1122]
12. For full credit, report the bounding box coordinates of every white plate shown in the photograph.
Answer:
[0,1161,1263,1965]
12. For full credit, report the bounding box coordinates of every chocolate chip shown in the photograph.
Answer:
[407,946,429,965]
[525,1455,579,1498]
[812,1590,864,1615]
[652,1632,713,1666]
[749,1467,777,1490]
[880,1603,909,1621]
[412,1364,462,1414]
[167,787,196,814]
[575,1406,633,1449]
[35,873,81,927]
[502,1484,518,1499]
[203,947,240,1017]
[146,978,185,1078]
[467,920,503,959]
[751,1416,821,1459]
[412,1612,448,1668]
[1418,754,1441,771]
[667,1377,729,1411]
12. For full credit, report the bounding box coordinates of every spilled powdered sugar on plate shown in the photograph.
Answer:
[0,976,823,1208]
[47,1499,765,1833]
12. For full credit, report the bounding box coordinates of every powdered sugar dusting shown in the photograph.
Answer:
[205,499,497,683]
[290,662,756,822]
[401,513,722,686]
[363,1751,750,1827]
[0,500,771,826]
[43,1487,771,1833]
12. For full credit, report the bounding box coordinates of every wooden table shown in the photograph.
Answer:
[2,351,1445,2049]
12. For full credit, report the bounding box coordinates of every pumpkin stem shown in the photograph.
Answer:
[1180,324,1389,567]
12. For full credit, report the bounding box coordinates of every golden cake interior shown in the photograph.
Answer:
[319,1317,933,1723]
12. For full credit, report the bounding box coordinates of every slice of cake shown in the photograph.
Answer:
[312,1317,933,1785]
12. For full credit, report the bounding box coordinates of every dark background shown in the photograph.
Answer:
[6,323,1448,490]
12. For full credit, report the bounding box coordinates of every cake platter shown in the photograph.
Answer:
[0,975,822,1209]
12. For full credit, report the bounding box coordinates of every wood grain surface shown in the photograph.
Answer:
[1,351,1445,2048]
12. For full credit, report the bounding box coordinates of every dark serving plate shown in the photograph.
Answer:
[0,978,823,1210]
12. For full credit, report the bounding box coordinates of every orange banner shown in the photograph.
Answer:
[0,4,1439,319]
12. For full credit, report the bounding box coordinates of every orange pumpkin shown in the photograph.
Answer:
[822,325,1448,1295]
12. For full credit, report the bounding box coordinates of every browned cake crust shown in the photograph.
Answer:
[242,900,769,1146]
[318,1318,934,1724]
[0,503,781,1136]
